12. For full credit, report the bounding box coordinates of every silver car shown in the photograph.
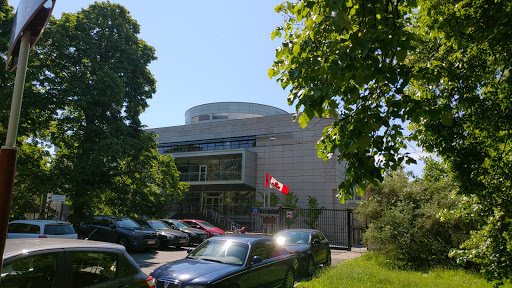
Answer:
[1,238,155,287]
[7,220,78,239]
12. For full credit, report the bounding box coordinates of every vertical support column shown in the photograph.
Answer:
[347,209,352,251]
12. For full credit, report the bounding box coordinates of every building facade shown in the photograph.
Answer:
[147,102,350,226]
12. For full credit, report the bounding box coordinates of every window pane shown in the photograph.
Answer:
[71,251,118,287]
[1,253,57,288]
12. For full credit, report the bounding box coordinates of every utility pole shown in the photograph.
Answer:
[0,0,55,277]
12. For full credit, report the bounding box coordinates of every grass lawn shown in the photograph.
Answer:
[296,253,512,288]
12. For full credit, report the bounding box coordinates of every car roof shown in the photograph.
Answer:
[9,220,72,225]
[277,228,320,233]
[4,238,125,260]
[208,234,272,244]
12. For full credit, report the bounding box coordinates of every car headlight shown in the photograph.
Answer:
[189,233,197,237]
[167,235,175,240]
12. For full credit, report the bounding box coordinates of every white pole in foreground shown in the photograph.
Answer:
[5,31,31,148]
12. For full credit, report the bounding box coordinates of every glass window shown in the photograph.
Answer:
[8,223,40,234]
[250,241,268,260]
[44,224,76,235]
[1,252,57,288]
[71,251,118,287]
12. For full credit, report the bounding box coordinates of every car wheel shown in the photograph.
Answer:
[282,269,294,288]
[306,256,315,276]
[117,236,129,248]
[324,251,331,267]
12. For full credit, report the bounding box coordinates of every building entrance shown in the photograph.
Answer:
[202,192,223,214]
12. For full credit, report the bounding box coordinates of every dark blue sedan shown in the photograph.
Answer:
[274,229,331,277]
[150,234,297,288]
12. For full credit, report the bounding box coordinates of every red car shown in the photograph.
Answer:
[180,219,225,237]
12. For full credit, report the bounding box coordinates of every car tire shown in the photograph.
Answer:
[324,251,331,267]
[282,269,294,288]
[117,236,129,249]
[306,256,315,276]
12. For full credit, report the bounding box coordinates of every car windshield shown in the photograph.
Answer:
[275,231,311,245]
[196,221,217,229]
[187,239,249,265]
[148,221,170,230]
[116,218,140,228]
[173,221,190,229]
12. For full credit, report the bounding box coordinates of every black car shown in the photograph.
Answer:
[81,215,159,251]
[274,229,331,276]
[150,234,297,288]
[2,238,155,288]
[160,218,209,245]
[139,220,189,249]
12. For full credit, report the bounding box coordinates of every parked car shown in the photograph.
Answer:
[180,219,225,237]
[138,220,189,249]
[274,229,331,276]
[80,215,159,251]
[150,234,297,288]
[159,218,209,245]
[7,219,78,239]
[1,238,155,287]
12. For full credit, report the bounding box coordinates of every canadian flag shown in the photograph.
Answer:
[266,173,290,194]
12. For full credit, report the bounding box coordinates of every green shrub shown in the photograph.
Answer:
[357,161,477,268]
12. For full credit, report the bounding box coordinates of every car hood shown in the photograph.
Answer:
[180,228,208,235]
[205,227,225,234]
[151,258,241,285]
[282,244,311,254]
[157,229,187,237]
[122,227,154,234]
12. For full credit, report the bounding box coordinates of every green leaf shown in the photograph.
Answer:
[440,111,453,126]
[267,68,275,79]
[396,49,407,62]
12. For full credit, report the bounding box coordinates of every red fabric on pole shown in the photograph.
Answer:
[266,173,290,194]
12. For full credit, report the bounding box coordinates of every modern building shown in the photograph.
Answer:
[147,102,351,227]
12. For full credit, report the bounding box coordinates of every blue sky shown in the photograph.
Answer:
[7,0,426,176]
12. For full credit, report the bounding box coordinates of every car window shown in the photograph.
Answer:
[311,232,320,241]
[71,251,118,287]
[1,252,57,288]
[8,223,40,234]
[148,221,170,230]
[317,232,326,241]
[115,218,139,228]
[44,224,76,235]
[264,240,280,259]
[173,221,190,229]
[250,241,269,260]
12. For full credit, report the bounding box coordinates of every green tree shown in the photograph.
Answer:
[29,2,187,223]
[357,162,474,268]
[279,191,300,228]
[270,0,512,281]
[302,195,325,229]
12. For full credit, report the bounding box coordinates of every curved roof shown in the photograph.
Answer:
[185,102,288,124]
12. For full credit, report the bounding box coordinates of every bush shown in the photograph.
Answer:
[357,162,476,268]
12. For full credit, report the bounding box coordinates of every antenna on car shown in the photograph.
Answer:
[85,229,97,240]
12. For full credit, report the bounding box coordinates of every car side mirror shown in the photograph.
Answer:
[251,256,263,265]
[171,225,177,230]
[187,248,193,254]
[312,239,321,245]
[109,224,116,229]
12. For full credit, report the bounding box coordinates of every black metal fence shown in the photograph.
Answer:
[252,207,365,250]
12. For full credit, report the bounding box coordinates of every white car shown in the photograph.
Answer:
[7,220,78,239]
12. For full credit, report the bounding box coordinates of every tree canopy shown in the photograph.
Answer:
[1,1,187,223]
[271,0,512,282]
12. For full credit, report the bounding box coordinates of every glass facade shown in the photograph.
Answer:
[158,136,256,154]
[176,154,243,182]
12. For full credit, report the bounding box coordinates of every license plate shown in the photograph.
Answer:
[147,240,156,245]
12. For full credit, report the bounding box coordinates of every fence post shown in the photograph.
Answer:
[347,209,352,251]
